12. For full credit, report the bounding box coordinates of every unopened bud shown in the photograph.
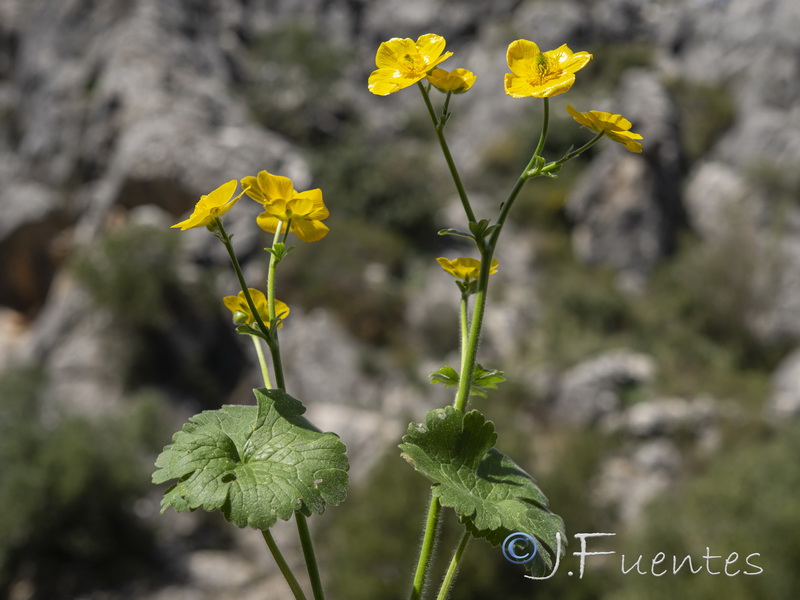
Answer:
[232,310,250,325]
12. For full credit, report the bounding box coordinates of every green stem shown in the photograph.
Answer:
[250,335,273,389]
[261,529,308,600]
[454,99,552,411]
[459,294,469,375]
[453,280,488,412]
[266,223,287,390]
[215,219,271,339]
[435,530,471,600]
[532,97,550,160]
[267,223,283,321]
[296,513,325,600]
[540,130,604,174]
[418,82,477,224]
[409,494,442,600]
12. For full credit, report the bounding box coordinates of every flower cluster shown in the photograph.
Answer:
[368,33,642,153]
[172,171,329,334]
[242,171,330,242]
[172,172,329,240]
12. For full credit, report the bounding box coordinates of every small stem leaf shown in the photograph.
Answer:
[428,366,460,388]
[437,228,475,240]
[399,407,565,574]
[153,388,349,530]
[429,364,506,398]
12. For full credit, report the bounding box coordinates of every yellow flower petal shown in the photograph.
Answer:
[506,40,542,79]
[428,67,477,94]
[415,33,449,65]
[504,39,592,99]
[436,257,499,281]
[256,213,282,234]
[241,176,265,203]
[293,189,329,219]
[171,180,241,230]
[222,289,290,328]
[258,171,294,202]
[291,218,330,242]
[567,104,643,153]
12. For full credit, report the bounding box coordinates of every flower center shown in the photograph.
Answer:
[400,52,424,77]
[535,53,550,81]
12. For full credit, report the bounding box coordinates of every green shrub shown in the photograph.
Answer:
[610,426,800,600]
[0,367,166,598]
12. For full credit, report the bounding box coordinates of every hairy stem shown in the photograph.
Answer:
[436,530,471,600]
[261,529,308,600]
[266,222,287,390]
[409,493,443,600]
[251,335,273,389]
[296,513,326,600]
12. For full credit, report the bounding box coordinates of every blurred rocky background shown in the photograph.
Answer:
[1,0,799,598]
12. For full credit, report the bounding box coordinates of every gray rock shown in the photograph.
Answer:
[552,349,656,426]
[620,396,717,438]
[0,182,69,313]
[767,347,800,422]
[567,70,685,288]
[592,439,682,526]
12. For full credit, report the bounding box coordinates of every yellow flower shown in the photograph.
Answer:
[171,180,244,230]
[504,40,592,99]
[566,104,643,153]
[436,257,499,281]
[222,288,290,328]
[368,34,453,96]
[427,67,477,94]
[241,170,329,242]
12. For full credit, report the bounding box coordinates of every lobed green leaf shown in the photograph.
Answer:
[153,388,349,530]
[399,406,565,574]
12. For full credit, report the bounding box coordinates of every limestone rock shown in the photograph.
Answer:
[551,349,656,426]
[767,347,800,422]
[567,70,685,289]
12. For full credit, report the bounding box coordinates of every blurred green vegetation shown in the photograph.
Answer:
[532,228,780,403]
[666,77,735,163]
[0,366,167,598]
[69,223,246,406]
[610,425,800,600]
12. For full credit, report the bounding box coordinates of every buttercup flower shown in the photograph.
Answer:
[171,180,244,230]
[241,170,329,242]
[368,34,453,96]
[567,105,643,153]
[223,288,290,328]
[437,257,499,282]
[504,40,592,99]
[427,67,477,94]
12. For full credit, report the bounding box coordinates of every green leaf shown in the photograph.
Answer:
[399,407,565,574]
[266,243,295,262]
[428,366,460,388]
[428,364,507,398]
[437,228,475,240]
[153,388,349,529]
